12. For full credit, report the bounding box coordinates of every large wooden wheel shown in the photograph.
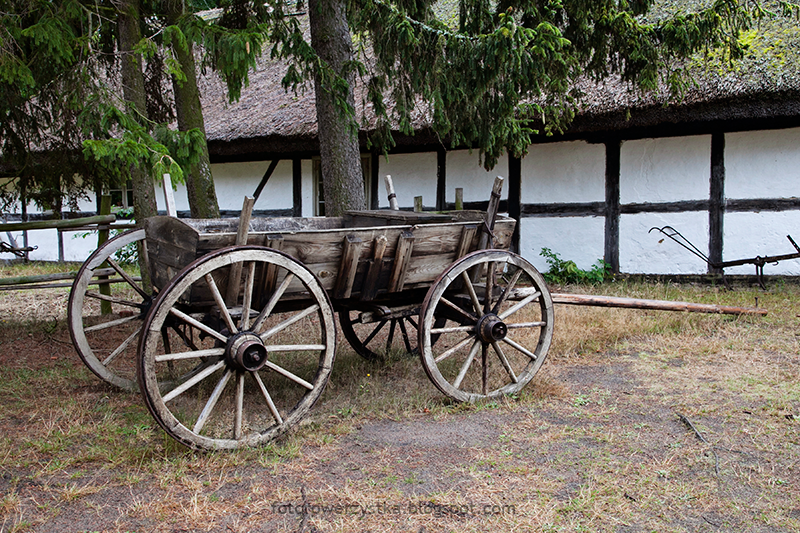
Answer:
[68,229,150,391]
[137,246,336,450]
[418,250,554,402]
[339,307,447,361]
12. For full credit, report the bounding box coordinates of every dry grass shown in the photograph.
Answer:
[0,278,798,532]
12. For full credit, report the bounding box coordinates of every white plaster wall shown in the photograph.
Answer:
[377,153,438,209]
[725,128,800,199]
[620,136,711,203]
[518,216,605,272]
[722,211,800,275]
[209,160,293,211]
[620,212,709,274]
[521,141,605,203]
[301,159,314,218]
[445,150,509,204]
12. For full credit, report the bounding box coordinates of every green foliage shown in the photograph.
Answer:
[540,248,611,285]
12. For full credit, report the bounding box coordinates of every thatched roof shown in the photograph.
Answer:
[201,2,800,159]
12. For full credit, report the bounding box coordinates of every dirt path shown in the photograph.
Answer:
[1,285,798,532]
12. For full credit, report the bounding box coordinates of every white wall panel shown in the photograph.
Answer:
[620,136,711,203]
[445,150,509,204]
[620,212,709,274]
[726,128,800,199]
[210,160,293,211]
[518,217,605,272]
[521,141,605,203]
[723,211,800,275]
[377,153,438,208]
[301,159,314,218]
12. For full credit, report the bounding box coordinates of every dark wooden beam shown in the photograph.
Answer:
[436,148,447,211]
[292,158,302,217]
[709,133,725,273]
[508,154,522,252]
[604,140,621,273]
[253,159,281,201]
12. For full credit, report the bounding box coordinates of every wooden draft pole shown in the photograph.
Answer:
[551,292,767,316]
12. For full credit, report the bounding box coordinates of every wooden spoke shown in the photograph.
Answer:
[101,326,142,366]
[240,262,257,330]
[155,347,226,362]
[162,360,226,403]
[385,319,397,353]
[439,296,478,323]
[501,335,539,361]
[263,361,314,390]
[138,247,336,450]
[234,372,245,440]
[251,272,295,332]
[499,291,542,321]
[398,318,413,353]
[492,269,522,315]
[252,372,283,425]
[205,273,238,335]
[169,307,228,343]
[434,334,475,363]
[84,313,140,333]
[193,369,234,433]
[259,304,319,342]
[85,290,141,308]
[460,270,483,316]
[492,341,518,384]
[363,320,388,346]
[339,310,439,361]
[106,256,149,299]
[452,339,481,389]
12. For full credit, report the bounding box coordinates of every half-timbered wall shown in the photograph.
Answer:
[5,127,800,277]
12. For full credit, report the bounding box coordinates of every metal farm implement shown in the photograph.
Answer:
[68,178,556,450]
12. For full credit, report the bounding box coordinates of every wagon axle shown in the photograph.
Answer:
[226,331,268,372]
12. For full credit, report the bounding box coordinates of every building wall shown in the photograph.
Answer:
[4,128,800,277]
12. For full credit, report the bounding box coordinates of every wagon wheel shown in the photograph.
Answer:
[339,309,446,361]
[418,250,554,402]
[68,228,150,391]
[138,246,336,450]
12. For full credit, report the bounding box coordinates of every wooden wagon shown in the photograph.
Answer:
[68,179,555,450]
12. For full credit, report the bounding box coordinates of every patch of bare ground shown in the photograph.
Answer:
[1,281,799,532]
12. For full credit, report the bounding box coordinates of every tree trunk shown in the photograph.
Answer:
[167,1,220,219]
[118,0,157,289]
[309,0,365,216]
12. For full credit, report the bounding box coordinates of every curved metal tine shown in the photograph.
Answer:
[649,226,710,264]
[193,368,234,433]
[204,273,238,335]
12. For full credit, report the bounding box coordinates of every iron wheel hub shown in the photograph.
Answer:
[477,313,507,343]
[226,331,268,372]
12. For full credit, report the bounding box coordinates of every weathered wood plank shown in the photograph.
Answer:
[388,231,415,293]
[333,235,363,300]
[261,234,285,297]
[0,215,116,232]
[360,235,388,301]
[455,224,478,260]
[226,196,256,304]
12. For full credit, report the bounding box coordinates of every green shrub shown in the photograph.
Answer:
[540,247,610,285]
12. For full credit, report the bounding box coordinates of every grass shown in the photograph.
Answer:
[0,279,798,531]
